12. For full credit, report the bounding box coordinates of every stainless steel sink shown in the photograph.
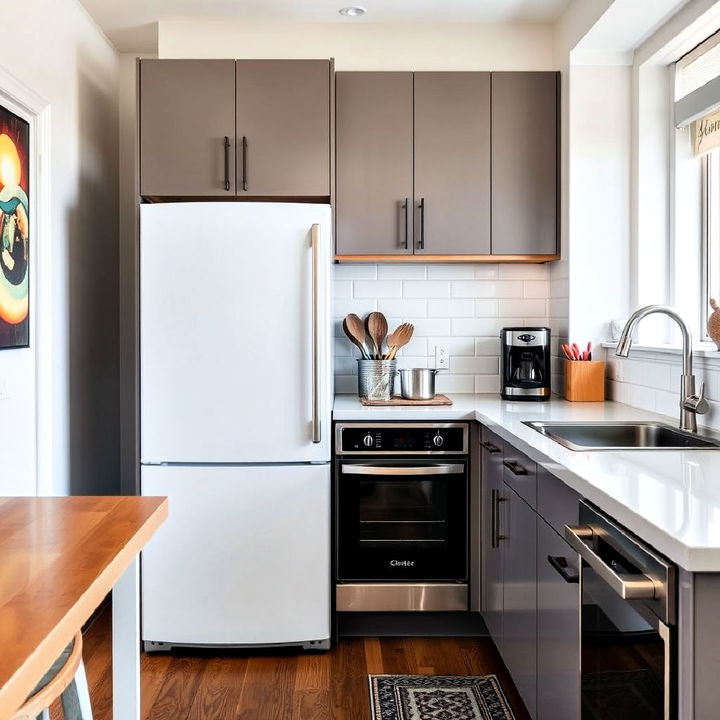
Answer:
[523,421,720,451]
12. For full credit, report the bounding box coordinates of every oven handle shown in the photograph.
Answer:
[341,464,464,476]
[564,524,658,600]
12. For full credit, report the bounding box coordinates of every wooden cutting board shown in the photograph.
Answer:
[360,394,453,406]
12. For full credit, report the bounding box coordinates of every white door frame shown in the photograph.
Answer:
[0,64,53,496]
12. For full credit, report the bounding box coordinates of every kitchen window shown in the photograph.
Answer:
[675,30,720,340]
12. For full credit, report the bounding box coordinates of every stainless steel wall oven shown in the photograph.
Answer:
[335,423,469,612]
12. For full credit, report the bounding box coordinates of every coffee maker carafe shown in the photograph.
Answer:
[501,327,551,401]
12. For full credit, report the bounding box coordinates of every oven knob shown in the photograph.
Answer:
[433,433,444,447]
[363,433,374,447]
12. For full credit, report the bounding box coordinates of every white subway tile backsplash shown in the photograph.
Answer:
[498,264,547,280]
[332,263,551,394]
[403,280,452,298]
[475,300,499,317]
[353,280,403,298]
[428,299,475,317]
[498,299,547,317]
[427,265,476,280]
[452,281,523,298]
[378,299,428,317]
[377,264,427,280]
[334,264,377,280]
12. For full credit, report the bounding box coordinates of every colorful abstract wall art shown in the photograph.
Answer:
[0,105,29,349]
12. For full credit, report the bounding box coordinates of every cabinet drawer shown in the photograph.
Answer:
[502,447,537,508]
[537,467,579,536]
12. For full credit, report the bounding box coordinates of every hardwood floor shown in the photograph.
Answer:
[51,608,531,720]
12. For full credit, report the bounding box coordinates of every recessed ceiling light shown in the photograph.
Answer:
[339,6,367,17]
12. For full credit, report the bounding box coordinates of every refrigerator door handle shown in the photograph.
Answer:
[311,224,321,444]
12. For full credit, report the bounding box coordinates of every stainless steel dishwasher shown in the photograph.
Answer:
[565,501,676,720]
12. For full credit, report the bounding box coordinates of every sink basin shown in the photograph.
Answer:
[523,421,720,451]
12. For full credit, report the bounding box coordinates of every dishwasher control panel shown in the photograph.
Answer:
[336,423,469,455]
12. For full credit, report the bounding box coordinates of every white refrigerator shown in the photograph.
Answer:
[139,202,332,650]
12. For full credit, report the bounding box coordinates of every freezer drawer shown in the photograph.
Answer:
[141,464,331,648]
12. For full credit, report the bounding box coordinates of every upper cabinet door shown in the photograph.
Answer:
[236,60,330,197]
[492,72,559,256]
[414,72,491,255]
[140,60,236,197]
[335,72,414,256]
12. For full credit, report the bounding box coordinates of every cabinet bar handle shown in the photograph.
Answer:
[481,441,501,454]
[223,136,231,192]
[418,198,425,250]
[547,555,579,584]
[503,459,528,476]
[401,198,409,249]
[241,136,248,191]
[491,489,506,548]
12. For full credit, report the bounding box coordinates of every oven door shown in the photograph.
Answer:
[336,460,468,582]
[566,522,674,720]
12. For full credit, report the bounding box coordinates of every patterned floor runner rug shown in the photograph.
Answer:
[369,674,517,720]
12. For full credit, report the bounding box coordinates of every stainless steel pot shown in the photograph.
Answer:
[398,368,441,400]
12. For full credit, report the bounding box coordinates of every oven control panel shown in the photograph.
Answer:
[336,423,469,455]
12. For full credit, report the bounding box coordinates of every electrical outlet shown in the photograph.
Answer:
[435,344,449,370]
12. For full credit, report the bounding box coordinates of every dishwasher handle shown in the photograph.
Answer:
[341,464,464,476]
[565,524,658,600]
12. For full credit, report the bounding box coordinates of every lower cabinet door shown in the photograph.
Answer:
[537,518,581,720]
[502,484,538,718]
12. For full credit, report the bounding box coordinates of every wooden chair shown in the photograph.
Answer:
[11,632,94,720]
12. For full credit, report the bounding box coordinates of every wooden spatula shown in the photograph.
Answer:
[385,323,414,360]
[343,314,370,359]
[366,312,388,360]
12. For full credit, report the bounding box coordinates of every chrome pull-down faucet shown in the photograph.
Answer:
[616,305,708,433]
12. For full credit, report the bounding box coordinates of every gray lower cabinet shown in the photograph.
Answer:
[491,72,558,256]
[536,518,581,720]
[413,72,491,255]
[480,429,504,650]
[335,72,414,256]
[140,60,237,197]
[235,60,330,197]
[501,484,538,719]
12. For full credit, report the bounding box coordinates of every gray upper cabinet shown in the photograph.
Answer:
[335,72,414,256]
[480,429,504,650]
[140,60,237,197]
[414,72,491,255]
[537,519,580,720]
[236,60,330,197]
[491,72,559,256]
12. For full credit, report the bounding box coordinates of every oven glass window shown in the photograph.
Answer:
[337,463,467,582]
[359,479,448,545]
[582,563,666,720]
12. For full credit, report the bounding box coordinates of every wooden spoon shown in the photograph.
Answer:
[385,323,414,360]
[366,312,388,360]
[343,314,370,359]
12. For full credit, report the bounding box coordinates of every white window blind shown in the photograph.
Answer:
[675,30,720,153]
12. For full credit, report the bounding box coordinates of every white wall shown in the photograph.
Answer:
[0,0,120,495]
[158,20,555,69]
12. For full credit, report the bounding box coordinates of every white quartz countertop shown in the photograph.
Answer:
[333,394,720,572]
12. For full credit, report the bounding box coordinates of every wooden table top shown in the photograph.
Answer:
[0,495,167,719]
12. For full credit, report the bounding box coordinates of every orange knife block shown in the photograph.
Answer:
[564,360,606,402]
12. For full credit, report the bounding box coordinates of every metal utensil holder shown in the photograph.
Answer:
[357,359,397,401]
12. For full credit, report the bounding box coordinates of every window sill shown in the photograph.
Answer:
[601,341,720,361]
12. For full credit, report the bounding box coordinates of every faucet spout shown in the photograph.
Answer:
[615,305,705,432]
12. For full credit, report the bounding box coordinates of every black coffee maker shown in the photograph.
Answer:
[501,327,551,401]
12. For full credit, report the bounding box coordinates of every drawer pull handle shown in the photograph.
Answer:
[547,555,579,584]
[481,441,501,454]
[503,460,528,476]
[491,489,507,548]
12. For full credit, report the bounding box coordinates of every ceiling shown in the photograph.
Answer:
[78,0,572,52]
